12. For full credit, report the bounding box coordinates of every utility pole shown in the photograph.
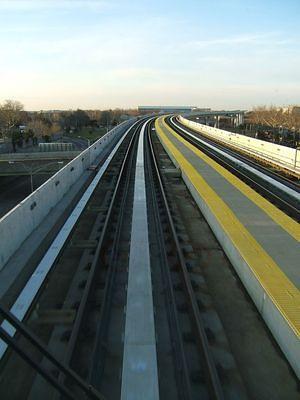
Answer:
[8,161,64,193]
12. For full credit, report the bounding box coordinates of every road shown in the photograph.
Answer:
[0,174,51,218]
[0,136,80,217]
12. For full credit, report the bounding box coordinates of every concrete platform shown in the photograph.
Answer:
[155,116,300,379]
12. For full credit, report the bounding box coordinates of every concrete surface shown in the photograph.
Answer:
[121,121,159,400]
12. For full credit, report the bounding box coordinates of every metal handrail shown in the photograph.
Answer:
[0,304,105,400]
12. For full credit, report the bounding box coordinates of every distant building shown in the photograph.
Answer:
[193,108,211,112]
[138,106,198,114]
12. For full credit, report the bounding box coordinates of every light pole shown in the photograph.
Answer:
[8,161,64,193]
[291,127,296,147]
[294,146,299,170]
[9,161,34,192]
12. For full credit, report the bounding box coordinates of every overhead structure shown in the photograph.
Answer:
[138,106,246,126]
[186,110,246,127]
[138,106,198,113]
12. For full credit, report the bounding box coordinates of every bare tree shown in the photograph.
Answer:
[99,110,113,128]
[0,100,24,136]
[27,119,53,140]
[282,109,299,131]
[248,105,300,131]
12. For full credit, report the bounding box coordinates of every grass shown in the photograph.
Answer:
[69,126,108,143]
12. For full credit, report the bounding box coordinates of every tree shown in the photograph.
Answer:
[248,106,300,131]
[99,110,113,127]
[58,110,90,133]
[72,109,90,130]
[247,105,300,146]
[59,112,73,132]
[0,99,24,137]
[27,119,54,143]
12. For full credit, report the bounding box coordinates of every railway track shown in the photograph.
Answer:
[0,116,298,399]
[0,118,145,399]
[177,116,300,180]
[146,121,223,399]
[167,116,300,220]
[145,121,249,399]
[174,117,300,189]
[50,118,141,398]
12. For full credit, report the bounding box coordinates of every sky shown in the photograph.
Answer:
[0,0,299,110]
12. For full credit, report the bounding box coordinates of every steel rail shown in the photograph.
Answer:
[175,117,300,188]
[148,120,225,399]
[145,121,193,399]
[0,118,146,399]
[167,116,300,220]
[172,116,300,194]
[0,119,141,361]
[88,117,144,385]
[57,118,147,390]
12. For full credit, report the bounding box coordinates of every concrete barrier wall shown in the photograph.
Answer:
[0,119,135,270]
[179,115,300,174]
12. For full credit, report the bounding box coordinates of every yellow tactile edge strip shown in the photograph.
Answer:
[166,118,300,241]
[156,117,300,338]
